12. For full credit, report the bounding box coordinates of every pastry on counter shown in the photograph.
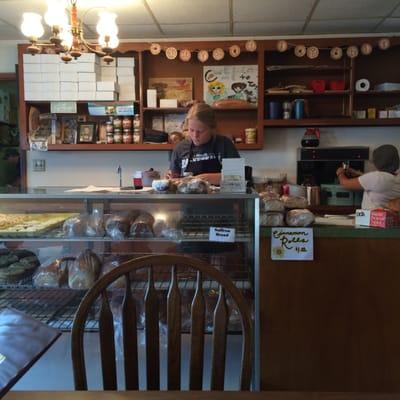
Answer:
[286,209,315,227]
[260,212,285,227]
[280,195,308,209]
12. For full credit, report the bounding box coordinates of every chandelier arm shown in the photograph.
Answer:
[80,37,107,57]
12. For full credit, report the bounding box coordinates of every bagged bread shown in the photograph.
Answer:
[86,209,105,237]
[177,178,209,194]
[101,255,130,289]
[262,198,284,212]
[130,212,155,238]
[106,211,139,240]
[260,212,285,227]
[68,249,101,289]
[286,209,315,227]
[33,257,72,288]
[63,215,87,237]
[281,195,308,209]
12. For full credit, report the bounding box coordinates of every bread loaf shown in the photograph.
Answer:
[286,209,315,227]
[68,249,101,289]
[130,212,155,238]
[106,212,139,239]
[260,212,285,226]
[281,195,308,209]
[33,258,70,288]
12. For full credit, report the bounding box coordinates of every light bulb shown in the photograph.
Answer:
[21,13,44,39]
[96,12,118,37]
[44,0,68,28]
[60,25,73,49]
[99,35,119,50]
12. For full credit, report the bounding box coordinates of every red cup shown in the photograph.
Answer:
[310,80,326,93]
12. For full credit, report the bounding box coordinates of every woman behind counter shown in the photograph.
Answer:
[336,144,400,209]
[168,103,240,185]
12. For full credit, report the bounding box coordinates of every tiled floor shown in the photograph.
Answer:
[13,332,243,391]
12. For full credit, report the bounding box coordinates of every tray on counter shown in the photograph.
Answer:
[0,213,77,237]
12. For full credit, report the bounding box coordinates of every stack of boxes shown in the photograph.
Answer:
[23,54,136,102]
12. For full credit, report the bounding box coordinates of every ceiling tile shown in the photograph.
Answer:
[233,0,314,22]
[80,1,153,25]
[161,23,230,37]
[313,0,399,19]
[234,21,304,35]
[88,24,161,39]
[375,18,400,32]
[146,0,229,24]
[305,19,382,34]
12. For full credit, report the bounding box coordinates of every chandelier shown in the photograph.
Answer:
[20,0,119,63]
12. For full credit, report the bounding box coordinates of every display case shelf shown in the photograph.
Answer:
[263,118,400,127]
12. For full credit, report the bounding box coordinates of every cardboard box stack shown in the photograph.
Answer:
[23,54,136,102]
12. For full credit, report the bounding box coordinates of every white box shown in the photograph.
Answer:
[355,209,371,227]
[43,73,60,82]
[101,73,117,82]
[78,72,98,82]
[59,63,78,73]
[79,81,96,92]
[24,92,41,101]
[95,91,118,101]
[78,91,96,101]
[117,75,135,84]
[61,82,78,92]
[42,82,60,92]
[97,81,119,91]
[388,110,400,118]
[23,54,41,64]
[41,64,59,73]
[119,83,135,101]
[24,64,41,73]
[24,82,42,92]
[60,91,78,101]
[100,58,116,67]
[147,89,157,107]
[78,53,100,63]
[61,72,78,82]
[40,54,59,64]
[101,67,117,80]
[160,98,178,108]
[117,57,135,67]
[76,63,100,73]
[46,92,61,101]
[117,66,134,76]
[24,73,42,83]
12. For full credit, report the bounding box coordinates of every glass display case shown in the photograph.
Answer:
[0,188,259,334]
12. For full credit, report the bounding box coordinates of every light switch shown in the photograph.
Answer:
[33,159,46,172]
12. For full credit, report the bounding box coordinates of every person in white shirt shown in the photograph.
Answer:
[336,144,400,209]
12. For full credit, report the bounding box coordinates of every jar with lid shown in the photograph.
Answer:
[113,117,122,129]
[133,131,141,144]
[113,129,122,144]
[133,114,140,129]
[106,134,114,144]
[123,132,132,144]
[106,121,114,133]
[122,117,132,130]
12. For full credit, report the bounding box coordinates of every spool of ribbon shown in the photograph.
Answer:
[355,78,370,92]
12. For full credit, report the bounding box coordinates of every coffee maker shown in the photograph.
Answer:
[297,147,369,186]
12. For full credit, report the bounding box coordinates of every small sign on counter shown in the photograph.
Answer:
[271,227,313,260]
[209,227,236,243]
[50,101,77,114]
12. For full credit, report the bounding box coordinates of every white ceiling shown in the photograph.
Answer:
[2,0,400,40]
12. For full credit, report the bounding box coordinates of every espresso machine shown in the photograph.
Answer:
[297,147,369,206]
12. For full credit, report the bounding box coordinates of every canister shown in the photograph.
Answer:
[267,102,282,119]
[245,128,257,144]
[113,117,122,129]
[105,121,114,133]
[122,117,132,130]
[122,133,132,144]
[293,99,305,119]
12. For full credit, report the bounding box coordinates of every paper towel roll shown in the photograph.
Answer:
[355,78,370,92]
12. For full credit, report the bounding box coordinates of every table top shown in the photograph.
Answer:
[4,392,400,400]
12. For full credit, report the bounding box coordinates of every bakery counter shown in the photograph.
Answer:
[260,224,400,392]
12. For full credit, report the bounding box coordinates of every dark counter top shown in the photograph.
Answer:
[261,225,400,239]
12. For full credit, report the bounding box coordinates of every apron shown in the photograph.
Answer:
[184,137,222,176]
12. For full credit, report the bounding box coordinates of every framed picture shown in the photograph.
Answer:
[61,117,77,144]
[77,122,97,144]
[148,77,193,105]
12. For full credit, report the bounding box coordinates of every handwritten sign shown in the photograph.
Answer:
[50,101,77,114]
[271,227,313,260]
[209,227,236,243]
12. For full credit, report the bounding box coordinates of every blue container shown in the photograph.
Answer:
[267,101,282,119]
[294,99,305,119]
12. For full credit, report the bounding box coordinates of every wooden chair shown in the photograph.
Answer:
[71,254,252,391]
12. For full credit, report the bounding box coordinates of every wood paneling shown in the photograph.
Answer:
[260,236,400,391]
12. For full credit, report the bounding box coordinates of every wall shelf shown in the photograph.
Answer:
[263,118,400,127]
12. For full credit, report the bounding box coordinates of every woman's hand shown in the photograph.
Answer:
[165,170,180,179]
[336,167,345,177]
[195,173,221,185]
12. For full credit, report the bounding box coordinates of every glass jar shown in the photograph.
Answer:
[122,117,132,130]
[133,114,140,129]
[105,121,114,133]
[113,129,122,144]
[106,134,114,144]
[133,131,141,144]
[123,133,132,144]
[113,117,122,129]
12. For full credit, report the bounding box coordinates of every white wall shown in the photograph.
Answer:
[0,41,18,73]
[26,126,400,187]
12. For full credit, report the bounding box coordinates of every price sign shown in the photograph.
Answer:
[271,227,313,260]
[50,101,77,114]
[209,227,236,243]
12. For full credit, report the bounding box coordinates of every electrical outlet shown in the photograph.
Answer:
[33,159,46,172]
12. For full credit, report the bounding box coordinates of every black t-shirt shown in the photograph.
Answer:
[169,134,240,176]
